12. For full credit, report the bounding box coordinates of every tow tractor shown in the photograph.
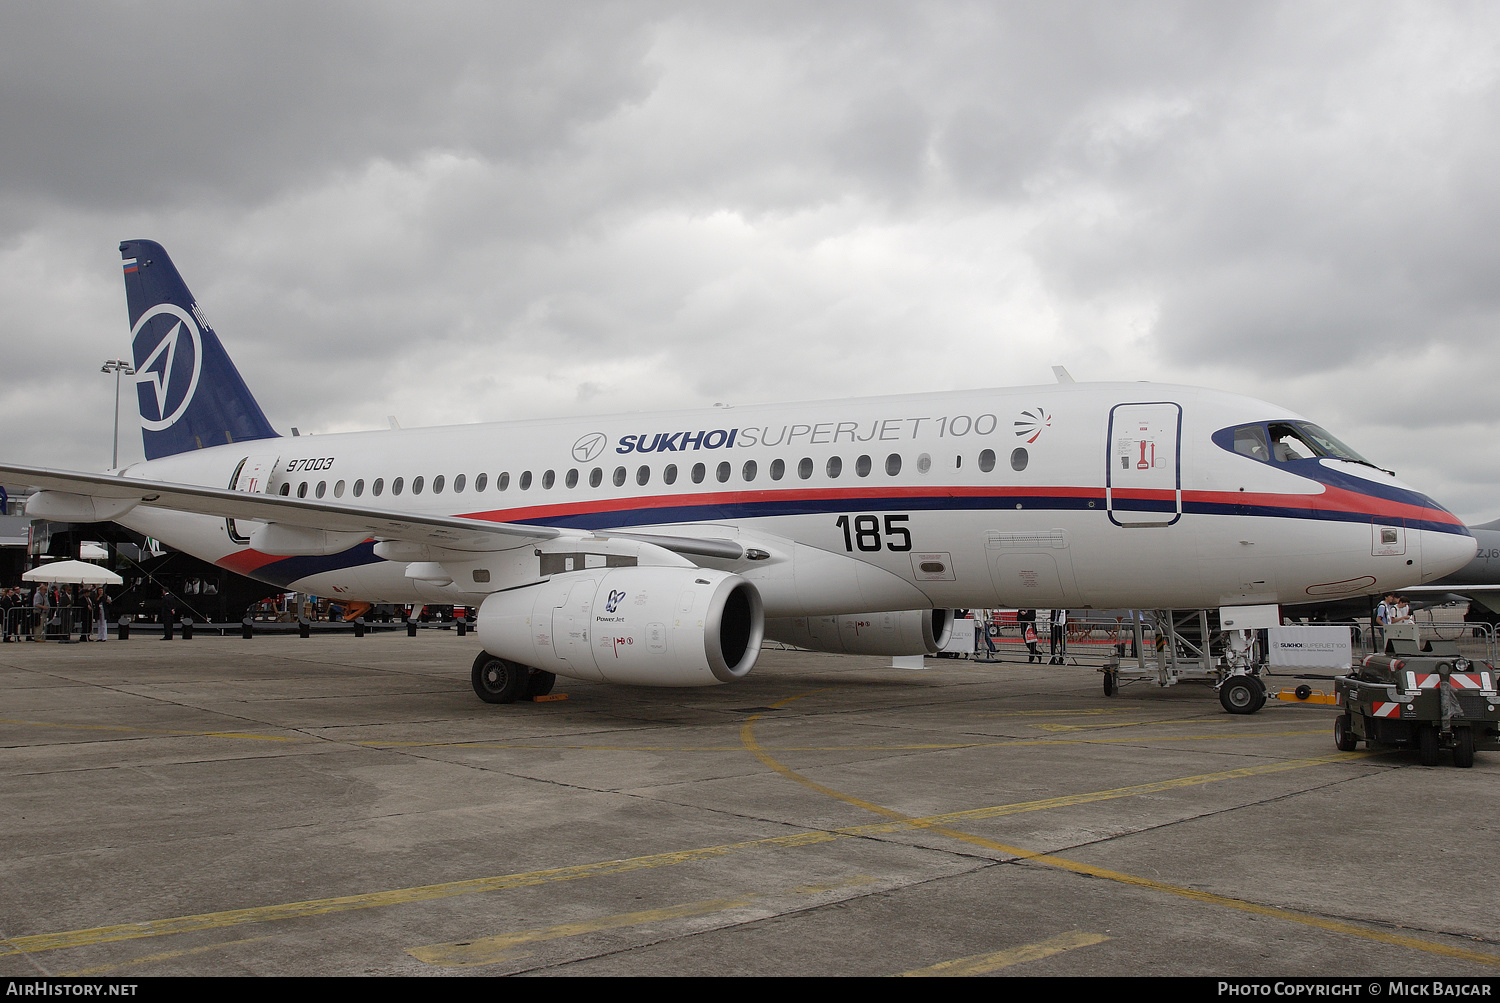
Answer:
[1333,638,1500,767]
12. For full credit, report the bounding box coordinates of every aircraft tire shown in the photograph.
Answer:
[472,651,527,704]
[1219,675,1263,715]
[1417,724,1440,767]
[1102,671,1116,697]
[1334,714,1358,752]
[1454,727,1475,769]
[526,669,557,698]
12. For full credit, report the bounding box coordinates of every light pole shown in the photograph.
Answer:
[100,359,135,469]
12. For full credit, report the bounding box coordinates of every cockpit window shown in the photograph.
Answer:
[1217,420,1381,471]
[1267,422,1371,465]
[1268,423,1317,462]
[1232,425,1270,462]
[1290,422,1371,464]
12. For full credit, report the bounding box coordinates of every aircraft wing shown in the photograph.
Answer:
[0,462,561,553]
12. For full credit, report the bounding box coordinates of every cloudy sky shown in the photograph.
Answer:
[3,2,1498,520]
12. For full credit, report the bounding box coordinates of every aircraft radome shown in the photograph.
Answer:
[0,240,1477,704]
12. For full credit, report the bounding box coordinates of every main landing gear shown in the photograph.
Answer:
[471,651,556,704]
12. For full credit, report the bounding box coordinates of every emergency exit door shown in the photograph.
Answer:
[1106,402,1182,527]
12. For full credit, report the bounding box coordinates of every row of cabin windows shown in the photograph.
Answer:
[280,447,1031,500]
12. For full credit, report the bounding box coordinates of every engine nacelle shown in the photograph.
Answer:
[477,567,764,686]
[764,609,953,656]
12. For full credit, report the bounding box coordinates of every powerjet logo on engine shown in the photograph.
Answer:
[131,303,203,431]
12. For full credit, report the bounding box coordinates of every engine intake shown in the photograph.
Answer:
[477,567,764,686]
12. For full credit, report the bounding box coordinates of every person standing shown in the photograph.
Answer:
[31,584,48,642]
[78,587,94,642]
[975,609,998,660]
[1049,607,1068,664]
[95,587,109,641]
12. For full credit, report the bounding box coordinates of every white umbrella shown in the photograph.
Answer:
[22,560,123,585]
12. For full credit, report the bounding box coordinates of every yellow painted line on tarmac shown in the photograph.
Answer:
[60,936,270,976]
[741,696,1500,970]
[1032,716,1239,732]
[974,708,1154,718]
[0,718,299,743]
[351,728,1331,754]
[409,875,876,967]
[897,930,1111,976]
[410,895,756,966]
[0,746,1361,960]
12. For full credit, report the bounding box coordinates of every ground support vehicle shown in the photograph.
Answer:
[1333,639,1500,767]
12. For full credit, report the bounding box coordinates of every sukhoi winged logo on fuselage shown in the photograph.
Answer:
[132,303,203,431]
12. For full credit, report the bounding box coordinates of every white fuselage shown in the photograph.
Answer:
[114,381,1476,614]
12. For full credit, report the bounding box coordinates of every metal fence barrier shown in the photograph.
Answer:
[2,605,102,642]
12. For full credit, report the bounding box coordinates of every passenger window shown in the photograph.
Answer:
[637,465,650,486]
[885,453,902,475]
[372,478,384,496]
[280,483,290,496]
[474,472,486,492]
[743,460,757,482]
[315,481,326,498]
[855,454,871,477]
[691,463,706,484]
[978,449,995,473]
[541,470,554,489]
[433,475,445,494]
[1011,448,1028,471]
[497,472,509,491]
[352,479,364,497]
[392,477,404,496]
[826,456,842,478]
[716,461,730,483]
[453,474,465,493]
[770,458,785,480]
[589,467,602,488]
[613,466,626,487]
[565,469,578,489]
[412,476,424,494]
[333,480,345,498]
[1233,425,1271,462]
[298,482,308,498]
[798,457,813,479]
[916,454,931,474]
[663,464,678,485]
[519,471,532,490]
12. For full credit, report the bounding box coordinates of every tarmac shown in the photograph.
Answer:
[0,631,1496,977]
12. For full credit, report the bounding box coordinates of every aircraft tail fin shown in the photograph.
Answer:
[120,239,279,461]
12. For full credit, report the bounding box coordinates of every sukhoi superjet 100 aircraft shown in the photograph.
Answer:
[0,241,1477,703]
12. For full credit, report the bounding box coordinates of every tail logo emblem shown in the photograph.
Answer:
[131,303,203,431]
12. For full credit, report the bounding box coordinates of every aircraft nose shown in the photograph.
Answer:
[1421,529,1477,582]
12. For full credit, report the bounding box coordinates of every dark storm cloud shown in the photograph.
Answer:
[2,1,1499,518]
[0,2,660,211]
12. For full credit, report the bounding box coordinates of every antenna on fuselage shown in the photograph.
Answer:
[1052,366,1075,384]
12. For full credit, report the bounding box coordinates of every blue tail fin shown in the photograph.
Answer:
[120,240,279,460]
